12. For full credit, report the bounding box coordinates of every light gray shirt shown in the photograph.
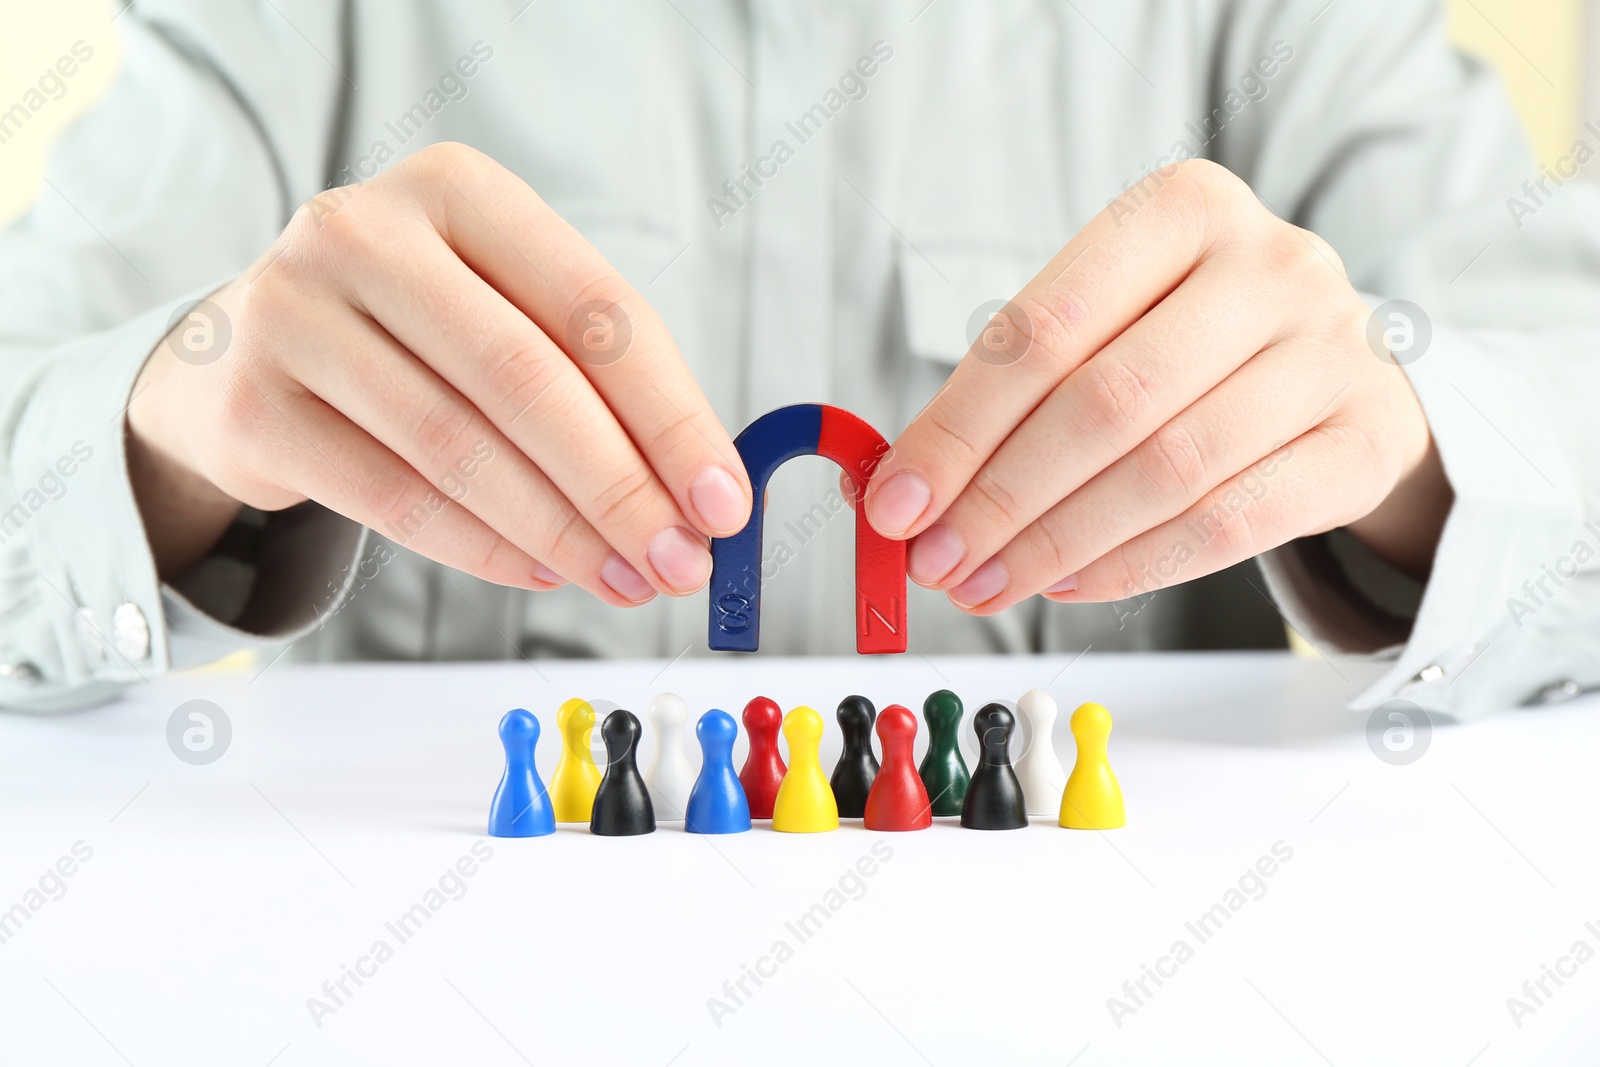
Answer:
[3,0,1598,718]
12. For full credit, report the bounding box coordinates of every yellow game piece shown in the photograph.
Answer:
[550,698,602,823]
[772,706,839,833]
[1059,702,1125,829]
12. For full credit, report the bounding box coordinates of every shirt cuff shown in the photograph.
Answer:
[4,288,366,707]
[1259,325,1579,720]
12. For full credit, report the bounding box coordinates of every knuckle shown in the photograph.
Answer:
[639,406,707,467]
[566,272,636,325]
[1263,225,1325,278]
[1141,422,1209,497]
[540,504,591,565]
[591,464,657,530]
[1096,543,1150,601]
[294,188,378,262]
[483,337,566,419]
[368,466,435,534]
[1205,493,1263,560]
[1161,158,1239,226]
[403,140,490,186]
[924,408,982,465]
[1169,158,1242,206]
[413,393,480,474]
[1078,359,1157,438]
[1026,516,1070,578]
[560,273,640,367]
[1300,228,1346,277]
[1012,290,1087,362]
[1335,300,1374,349]
[236,269,302,338]
[473,536,523,582]
[967,469,1026,529]
[214,371,272,449]
[1322,419,1391,505]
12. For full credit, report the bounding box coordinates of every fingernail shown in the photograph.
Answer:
[868,471,931,536]
[533,564,568,587]
[690,466,748,534]
[949,558,1008,609]
[646,526,712,594]
[908,524,965,586]
[600,551,656,603]
[1045,574,1078,595]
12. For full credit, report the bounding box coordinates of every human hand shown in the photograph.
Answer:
[864,158,1450,614]
[127,142,750,606]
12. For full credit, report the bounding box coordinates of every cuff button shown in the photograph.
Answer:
[0,661,41,685]
[113,603,150,662]
[1411,664,1445,685]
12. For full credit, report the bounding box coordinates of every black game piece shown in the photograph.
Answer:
[960,703,1028,830]
[829,695,880,818]
[590,709,656,836]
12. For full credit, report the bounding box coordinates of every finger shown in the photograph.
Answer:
[285,310,664,606]
[363,144,749,535]
[252,386,576,596]
[906,254,1292,588]
[1064,424,1372,606]
[866,158,1262,540]
[944,343,1348,611]
[330,228,713,597]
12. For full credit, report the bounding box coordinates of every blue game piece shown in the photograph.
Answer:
[488,708,556,838]
[685,709,751,834]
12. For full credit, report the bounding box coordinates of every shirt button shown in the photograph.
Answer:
[113,603,150,662]
[0,661,41,685]
[1413,664,1445,684]
[1535,680,1583,704]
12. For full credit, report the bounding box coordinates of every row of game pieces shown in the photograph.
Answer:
[488,689,1124,837]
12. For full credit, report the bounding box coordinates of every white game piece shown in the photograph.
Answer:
[1014,688,1067,816]
[645,693,696,820]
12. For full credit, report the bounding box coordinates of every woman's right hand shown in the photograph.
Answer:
[127,142,751,607]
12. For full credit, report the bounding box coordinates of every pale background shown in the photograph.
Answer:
[0,0,1594,227]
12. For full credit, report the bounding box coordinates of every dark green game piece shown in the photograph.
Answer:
[917,689,969,816]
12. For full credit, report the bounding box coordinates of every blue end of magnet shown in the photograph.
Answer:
[708,404,823,652]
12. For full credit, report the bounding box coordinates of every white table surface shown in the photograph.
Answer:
[1,650,1597,1067]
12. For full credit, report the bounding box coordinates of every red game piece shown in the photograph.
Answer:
[738,696,787,819]
[863,704,932,831]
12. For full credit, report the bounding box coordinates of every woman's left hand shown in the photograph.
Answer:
[863,158,1451,614]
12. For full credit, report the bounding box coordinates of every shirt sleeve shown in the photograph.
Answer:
[0,7,364,711]
[1219,0,1600,718]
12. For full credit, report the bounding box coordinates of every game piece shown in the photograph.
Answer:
[961,703,1028,830]
[1014,688,1067,816]
[772,706,839,833]
[863,704,932,831]
[488,709,556,838]
[738,695,786,819]
[917,689,970,816]
[1060,702,1126,829]
[550,697,602,823]
[829,695,880,818]
[707,404,906,654]
[590,709,656,836]
[685,710,752,834]
[645,692,696,820]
